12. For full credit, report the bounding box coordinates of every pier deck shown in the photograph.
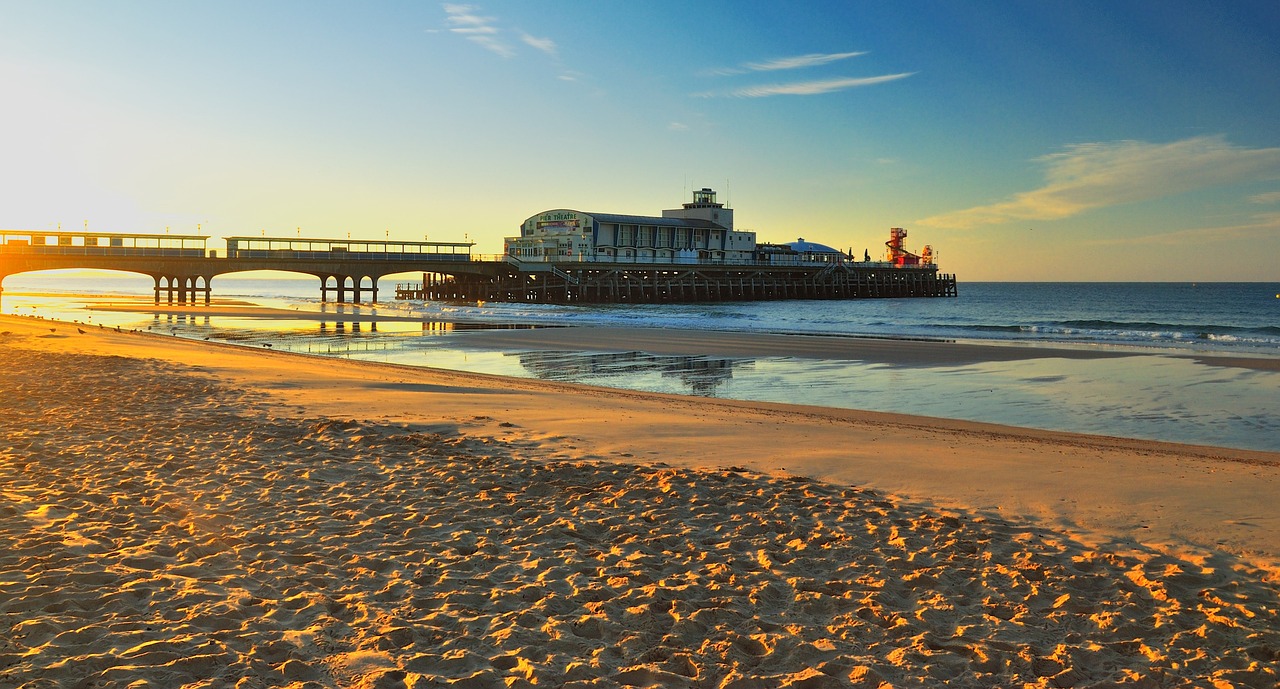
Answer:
[397,261,957,304]
[2,231,957,306]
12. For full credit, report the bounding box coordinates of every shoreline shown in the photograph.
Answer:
[49,292,1280,367]
[20,296,1280,371]
[4,312,1279,686]
[452,324,1280,371]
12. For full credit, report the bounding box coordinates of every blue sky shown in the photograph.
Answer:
[2,1,1278,280]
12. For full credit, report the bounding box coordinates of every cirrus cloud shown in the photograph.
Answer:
[697,72,914,98]
[705,51,869,76]
[443,3,513,57]
[520,32,557,57]
[917,136,1280,230]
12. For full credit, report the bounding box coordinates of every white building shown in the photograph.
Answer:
[506,188,758,264]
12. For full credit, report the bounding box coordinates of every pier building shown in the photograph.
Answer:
[399,189,957,303]
[508,188,757,264]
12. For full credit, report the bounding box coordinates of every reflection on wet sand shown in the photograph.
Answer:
[155,313,211,326]
[511,349,742,397]
[316,320,554,335]
[320,320,377,333]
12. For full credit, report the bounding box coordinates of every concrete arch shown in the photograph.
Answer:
[0,267,155,304]
[1,266,158,285]
[150,273,212,305]
[1,252,496,305]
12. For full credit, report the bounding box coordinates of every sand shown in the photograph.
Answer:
[2,313,1278,688]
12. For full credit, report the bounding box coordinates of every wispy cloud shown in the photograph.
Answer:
[740,73,913,97]
[917,136,1280,230]
[746,51,868,72]
[706,50,868,76]
[520,32,556,57]
[443,3,513,57]
[1249,190,1280,204]
[442,3,573,82]
[697,73,914,98]
[699,49,910,98]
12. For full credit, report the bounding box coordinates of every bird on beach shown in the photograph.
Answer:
[49,327,56,333]
[77,328,86,334]
[263,343,273,348]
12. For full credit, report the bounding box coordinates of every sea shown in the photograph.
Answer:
[4,273,1278,452]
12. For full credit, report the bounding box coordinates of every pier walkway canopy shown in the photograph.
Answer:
[223,236,472,261]
[0,229,208,257]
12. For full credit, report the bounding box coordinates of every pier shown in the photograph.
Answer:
[397,260,957,304]
[1,229,956,306]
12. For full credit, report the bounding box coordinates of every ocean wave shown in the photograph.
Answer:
[385,284,1280,356]
[965,324,1028,334]
[1059,319,1280,337]
[935,321,1280,351]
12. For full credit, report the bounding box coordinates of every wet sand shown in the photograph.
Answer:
[67,296,1280,371]
[2,313,1278,687]
[88,299,427,323]
[457,325,1280,371]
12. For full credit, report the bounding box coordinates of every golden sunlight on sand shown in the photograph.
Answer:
[1,316,1278,687]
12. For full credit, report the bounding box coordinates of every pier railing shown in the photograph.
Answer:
[0,245,208,258]
[498,253,920,270]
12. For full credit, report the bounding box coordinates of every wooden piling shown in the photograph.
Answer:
[396,263,956,304]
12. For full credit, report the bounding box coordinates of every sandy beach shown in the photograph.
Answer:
[2,312,1278,688]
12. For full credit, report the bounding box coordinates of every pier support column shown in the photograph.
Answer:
[150,275,211,305]
[319,275,346,303]
[190,276,211,305]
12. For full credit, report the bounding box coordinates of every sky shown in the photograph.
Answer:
[2,1,1279,281]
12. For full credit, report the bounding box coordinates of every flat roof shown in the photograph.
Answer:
[586,212,724,229]
[1,229,209,240]
[224,236,474,248]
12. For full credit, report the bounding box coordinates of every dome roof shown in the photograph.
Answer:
[786,238,842,254]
